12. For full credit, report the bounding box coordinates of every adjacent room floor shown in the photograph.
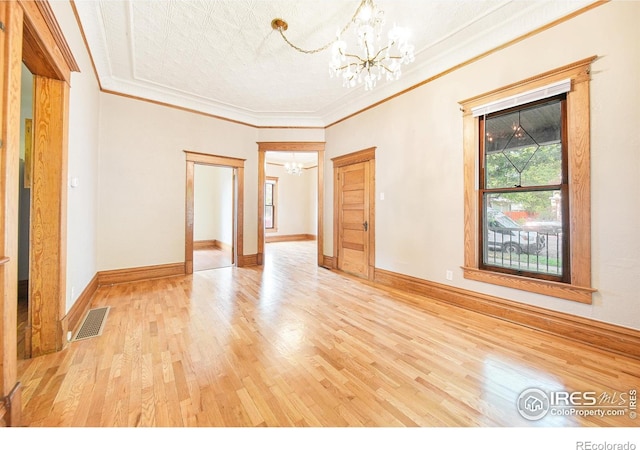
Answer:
[16,241,640,426]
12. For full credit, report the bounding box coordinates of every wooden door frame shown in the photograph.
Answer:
[257,142,325,267]
[184,150,245,273]
[332,147,376,281]
[1,0,78,425]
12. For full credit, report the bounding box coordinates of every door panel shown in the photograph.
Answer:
[337,161,370,278]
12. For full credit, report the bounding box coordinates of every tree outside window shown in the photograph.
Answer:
[479,97,569,282]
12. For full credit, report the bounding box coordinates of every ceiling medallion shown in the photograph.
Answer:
[271,0,414,90]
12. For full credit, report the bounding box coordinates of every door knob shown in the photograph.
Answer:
[363,221,368,231]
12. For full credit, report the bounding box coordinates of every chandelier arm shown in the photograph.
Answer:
[379,64,395,74]
[371,45,390,62]
[341,51,368,64]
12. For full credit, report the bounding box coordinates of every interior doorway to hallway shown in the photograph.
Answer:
[263,151,318,264]
[184,151,246,274]
[257,142,326,268]
[193,164,234,272]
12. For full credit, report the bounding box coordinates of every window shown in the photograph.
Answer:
[459,57,596,304]
[480,96,568,282]
[265,177,278,231]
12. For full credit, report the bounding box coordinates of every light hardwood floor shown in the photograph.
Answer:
[17,241,640,426]
[193,246,232,272]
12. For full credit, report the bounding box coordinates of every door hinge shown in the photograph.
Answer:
[0,22,5,32]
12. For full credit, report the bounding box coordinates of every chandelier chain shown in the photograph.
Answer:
[273,1,369,55]
[271,0,414,90]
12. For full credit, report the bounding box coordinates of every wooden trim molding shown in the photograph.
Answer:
[19,0,78,82]
[193,240,233,251]
[184,150,246,167]
[462,266,595,304]
[257,142,325,267]
[257,142,325,152]
[322,255,336,270]
[184,150,245,274]
[97,263,186,286]
[265,234,316,243]
[194,240,216,250]
[238,254,259,267]
[374,268,640,360]
[331,147,376,168]
[33,1,80,72]
[0,382,21,427]
[459,57,596,303]
[64,273,99,334]
[29,75,70,356]
[1,1,24,426]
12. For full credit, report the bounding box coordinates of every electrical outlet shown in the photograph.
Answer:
[446,270,453,281]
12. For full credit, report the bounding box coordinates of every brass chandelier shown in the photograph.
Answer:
[271,0,414,90]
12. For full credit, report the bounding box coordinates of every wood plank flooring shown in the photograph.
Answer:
[16,241,640,427]
[193,246,232,272]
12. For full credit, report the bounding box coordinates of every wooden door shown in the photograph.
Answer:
[337,161,370,278]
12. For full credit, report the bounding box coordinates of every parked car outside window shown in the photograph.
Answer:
[486,209,546,255]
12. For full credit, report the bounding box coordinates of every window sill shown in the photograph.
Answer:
[462,266,595,304]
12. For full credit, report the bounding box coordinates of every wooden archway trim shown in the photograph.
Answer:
[1,0,80,426]
[184,150,246,273]
[257,142,325,267]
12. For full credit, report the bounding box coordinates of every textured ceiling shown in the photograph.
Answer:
[73,0,595,127]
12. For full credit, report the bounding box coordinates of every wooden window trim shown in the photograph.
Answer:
[478,96,569,283]
[459,57,597,304]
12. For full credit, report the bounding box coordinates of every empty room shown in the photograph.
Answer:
[0,0,638,446]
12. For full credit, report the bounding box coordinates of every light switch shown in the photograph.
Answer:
[380,192,385,200]
[70,177,79,188]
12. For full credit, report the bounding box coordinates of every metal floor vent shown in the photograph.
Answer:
[72,307,110,341]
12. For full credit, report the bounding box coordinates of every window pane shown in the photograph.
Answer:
[483,190,564,276]
[265,183,273,206]
[485,100,562,188]
[265,205,274,229]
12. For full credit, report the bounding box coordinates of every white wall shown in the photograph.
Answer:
[266,164,317,236]
[194,164,233,245]
[51,1,101,313]
[97,95,259,270]
[324,1,640,330]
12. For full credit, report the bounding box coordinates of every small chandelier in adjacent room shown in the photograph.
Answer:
[271,0,414,90]
[285,160,303,175]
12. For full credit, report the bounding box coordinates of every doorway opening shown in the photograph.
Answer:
[193,164,234,271]
[257,142,326,267]
[184,151,246,273]
[17,63,33,360]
